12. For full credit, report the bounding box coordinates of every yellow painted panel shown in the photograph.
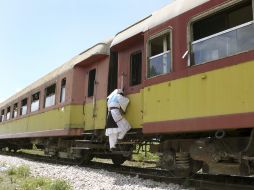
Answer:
[69,105,85,128]
[82,99,107,130]
[0,105,76,135]
[144,60,254,123]
[125,92,143,129]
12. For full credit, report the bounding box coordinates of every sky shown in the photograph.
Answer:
[0,0,172,103]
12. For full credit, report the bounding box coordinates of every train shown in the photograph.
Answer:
[0,0,254,177]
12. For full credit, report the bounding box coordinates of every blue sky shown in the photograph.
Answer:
[0,0,172,103]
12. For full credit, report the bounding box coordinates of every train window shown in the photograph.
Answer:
[60,78,66,103]
[31,92,40,112]
[0,109,4,122]
[6,106,11,120]
[44,84,56,108]
[12,103,18,118]
[147,30,171,78]
[20,98,28,116]
[130,51,142,86]
[88,69,96,97]
[191,0,254,65]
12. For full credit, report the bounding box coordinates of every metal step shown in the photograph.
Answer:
[81,132,94,135]
[126,132,139,135]
[75,140,92,143]
[117,141,137,145]
[71,147,91,150]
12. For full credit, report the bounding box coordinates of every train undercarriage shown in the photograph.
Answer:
[1,128,254,177]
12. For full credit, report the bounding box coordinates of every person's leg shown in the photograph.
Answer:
[117,119,131,140]
[108,132,118,149]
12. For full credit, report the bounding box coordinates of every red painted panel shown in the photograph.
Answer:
[72,56,109,104]
[117,38,144,95]
[143,112,254,134]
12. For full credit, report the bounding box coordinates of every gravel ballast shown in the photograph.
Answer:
[0,155,189,190]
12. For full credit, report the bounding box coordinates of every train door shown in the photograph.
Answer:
[84,67,97,131]
[124,50,144,129]
[107,51,118,95]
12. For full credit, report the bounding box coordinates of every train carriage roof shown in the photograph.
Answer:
[111,0,209,47]
[0,37,113,107]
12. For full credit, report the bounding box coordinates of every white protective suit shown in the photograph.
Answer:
[105,89,131,149]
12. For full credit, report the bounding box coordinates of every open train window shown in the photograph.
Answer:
[20,98,27,116]
[12,103,18,118]
[88,69,96,97]
[130,51,142,86]
[6,106,11,120]
[60,78,66,103]
[0,109,4,122]
[191,0,254,65]
[44,84,56,108]
[147,30,171,78]
[31,92,40,112]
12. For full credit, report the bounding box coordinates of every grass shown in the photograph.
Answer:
[0,165,72,190]
[132,144,159,162]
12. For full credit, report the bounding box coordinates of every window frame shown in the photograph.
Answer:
[20,98,28,116]
[130,51,142,86]
[87,68,96,97]
[6,106,11,120]
[187,0,254,66]
[60,78,66,103]
[44,83,56,108]
[12,103,18,119]
[0,109,5,122]
[31,91,40,113]
[146,28,173,79]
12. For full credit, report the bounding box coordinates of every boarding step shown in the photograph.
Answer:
[75,140,102,144]
[71,147,91,150]
[126,132,139,135]
[81,132,94,136]
[117,141,137,145]
[75,140,92,143]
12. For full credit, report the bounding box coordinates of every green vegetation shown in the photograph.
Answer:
[0,165,72,190]
[19,144,45,156]
[132,144,159,162]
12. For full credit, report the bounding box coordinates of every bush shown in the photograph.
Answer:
[21,177,71,190]
[21,177,49,190]
[17,165,30,178]
[48,179,71,190]
[6,167,17,176]
[2,165,72,190]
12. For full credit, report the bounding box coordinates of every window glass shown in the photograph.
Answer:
[20,98,28,116]
[88,69,96,97]
[0,110,4,122]
[130,52,142,86]
[12,103,18,118]
[192,0,253,65]
[44,84,56,108]
[31,92,40,112]
[6,106,11,120]
[60,78,66,103]
[148,32,171,78]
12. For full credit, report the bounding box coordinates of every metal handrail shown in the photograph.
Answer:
[149,50,170,60]
[192,21,254,45]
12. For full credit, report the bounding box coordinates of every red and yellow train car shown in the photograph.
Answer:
[0,0,254,176]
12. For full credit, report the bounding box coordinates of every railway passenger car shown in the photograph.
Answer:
[0,0,254,176]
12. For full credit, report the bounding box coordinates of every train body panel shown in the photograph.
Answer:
[125,92,143,129]
[82,100,107,130]
[0,105,85,139]
[143,59,254,124]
